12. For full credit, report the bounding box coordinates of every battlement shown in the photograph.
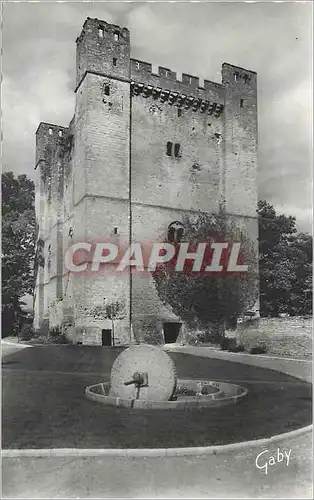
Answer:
[130,58,225,101]
[76,17,130,45]
[222,62,257,86]
[36,122,68,137]
[74,17,256,101]
[35,123,69,169]
[75,17,130,88]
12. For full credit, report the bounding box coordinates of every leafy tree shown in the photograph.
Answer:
[89,300,125,346]
[153,212,258,341]
[1,172,37,336]
[286,232,312,315]
[258,201,312,316]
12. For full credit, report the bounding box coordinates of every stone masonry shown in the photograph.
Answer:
[34,17,259,345]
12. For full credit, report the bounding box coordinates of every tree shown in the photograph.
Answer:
[89,299,126,346]
[153,212,258,341]
[258,201,312,316]
[2,172,37,337]
[286,232,312,316]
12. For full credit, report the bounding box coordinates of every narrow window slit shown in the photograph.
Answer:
[174,143,180,158]
[166,141,173,157]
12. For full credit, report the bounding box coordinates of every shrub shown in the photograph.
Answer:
[48,327,69,344]
[228,344,245,353]
[227,338,237,351]
[250,344,267,355]
[186,331,205,346]
[19,323,34,341]
[220,336,237,350]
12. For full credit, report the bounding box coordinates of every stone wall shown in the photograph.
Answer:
[234,316,312,360]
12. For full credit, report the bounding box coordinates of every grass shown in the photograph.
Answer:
[2,346,312,449]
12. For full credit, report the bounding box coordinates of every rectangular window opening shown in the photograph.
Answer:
[98,28,104,38]
[104,85,110,96]
[58,130,63,137]
[113,57,117,66]
[178,108,182,117]
[174,143,181,158]
[114,31,119,42]
[114,227,118,235]
[234,72,239,82]
[240,99,244,108]
[166,141,173,157]
[136,61,140,70]
[48,128,53,136]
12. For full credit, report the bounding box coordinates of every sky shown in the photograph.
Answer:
[2,0,313,233]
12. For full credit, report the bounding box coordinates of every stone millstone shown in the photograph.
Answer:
[109,344,177,402]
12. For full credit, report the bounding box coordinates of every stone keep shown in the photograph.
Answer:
[34,17,259,345]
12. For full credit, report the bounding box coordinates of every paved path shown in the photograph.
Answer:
[163,344,312,382]
[2,432,312,498]
[1,340,32,358]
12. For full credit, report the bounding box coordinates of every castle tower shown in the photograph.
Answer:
[222,63,259,312]
[72,18,132,343]
[34,17,259,345]
[34,123,68,332]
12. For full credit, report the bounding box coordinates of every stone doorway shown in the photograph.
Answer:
[102,329,112,346]
[163,323,182,344]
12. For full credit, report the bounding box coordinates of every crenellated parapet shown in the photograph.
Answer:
[130,58,225,103]
[131,81,224,117]
[35,122,73,217]
[35,123,69,170]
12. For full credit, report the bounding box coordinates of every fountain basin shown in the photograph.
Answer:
[85,379,248,410]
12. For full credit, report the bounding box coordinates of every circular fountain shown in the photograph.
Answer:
[85,344,248,409]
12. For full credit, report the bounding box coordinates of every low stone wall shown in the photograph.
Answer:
[230,316,312,360]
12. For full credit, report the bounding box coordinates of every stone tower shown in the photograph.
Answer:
[34,17,259,345]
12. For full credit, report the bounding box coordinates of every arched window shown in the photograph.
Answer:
[168,221,184,243]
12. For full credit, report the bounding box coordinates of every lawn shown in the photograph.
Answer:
[2,346,312,449]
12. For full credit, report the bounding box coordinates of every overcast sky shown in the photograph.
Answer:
[2,0,313,233]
